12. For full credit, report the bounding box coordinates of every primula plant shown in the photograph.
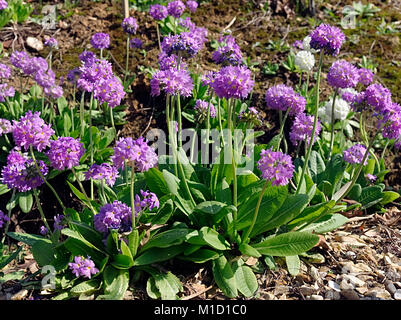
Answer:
[0,0,400,301]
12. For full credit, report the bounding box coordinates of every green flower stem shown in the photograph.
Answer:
[89,94,94,200]
[241,180,268,244]
[176,94,183,149]
[166,95,178,176]
[277,108,290,152]
[381,140,390,162]
[339,132,378,203]
[80,92,85,138]
[306,72,310,96]
[1,189,16,245]
[156,23,161,52]
[71,168,96,215]
[130,165,136,229]
[295,50,324,195]
[29,145,66,211]
[33,189,53,236]
[329,88,339,158]
[227,99,238,210]
[125,36,130,83]
[217,98,225,146]
[110,106,115,132]
[71,84,76,132]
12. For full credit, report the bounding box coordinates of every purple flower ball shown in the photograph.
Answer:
[265,84,305,115]
[0,84,15,102]
[167,0,186,18]
[1,151,48,192]
[149,4,168,20]
[358,68,374,86]
[364,83,392,114]
[0,0,8,10]
[257,149,294,186]
[309,24,345,56]
[0,63,11,79]
[130,38,143,49]
[111,136,158,172]
[194,99,216,120]
[93,76,125,108]
[0,118,12,136]
[150,66,194,97]
[53,214,65,231]
[9,51,30,70]
[94,201,132,233]
[34,69,56,88]
[378,103,401,141]
[344,144,368,165]
[212,65,254,100]
[44,37,58,49]
[68,256,99,279]
[186,0,198,12]
[289,113,321,147]
[121,17,138,35]
[84,163,119,187]
[212,35,243,66]
[44,85,64,100]
[90,33,110,50]
[327,60,359,89]
[46,137,85,171]
[0,210,9,228]
[12,111,55,152]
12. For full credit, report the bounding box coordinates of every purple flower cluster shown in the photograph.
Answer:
[90,33,110,50]
[0,118,12,136]
[1,149,48,192]
[84,163,119,186]
[121,17,138,35]
[194,99,216,121]
[167,0,186,18]
[46,137,85,171]
[44,37,58,49]
[0,63,11,79]
[378,103,401,141]
[78,54,125,108]
[309,24,346,56]
[0,210,9,228]
[158,52,183,70]
[53,214,65,231]
[68,256,99,279]
[364,83,392,113]
[161,32,203,58]
[265,84,306,116]
[358,68,374,86]
[94,200,132,233]
[344,144,368,165]
[149,4,168,20]
[67,67,81,84]
[293,40,303,50]
[111,137,158,172]
[257,149,294,186]
[327,60,359,89]
[0,83,15,102]
[134,190,159,215]
[130,38,143,49]
[201,71,216,87]
[212,35,243,66]
[212,65,254,100]
[289,113,321,147]
[10,51,63,99]
[12,111,54,152]
[0,0,7,10]
[186,0,198,12]
[151,66,193,97]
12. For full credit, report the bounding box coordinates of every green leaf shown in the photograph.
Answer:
[133,245,186,266]
[380,191,400,205]
[0,246,24,270]
[301,213,349,234]
[216,179,232,205]
[359,185,384,209]
[6,232,47,246]
[212,255,238,298]
[236,183,288,236]
[97,266,129,300]
[151,199,174,225]
[348,184,362,200]
[146,277,161,300]
[179,249,220,263]
[70,279,100,295]
[18,192,33,213]
[143,268,183,300]
[31,239,55,267]
[198,227,230,251]
[308,151,326,181]
[239,243,261,258]
[232,262,258,297]
[61,228,104,254]
[287,200,336,229]
[0,184,10,196]
[144,168,169,196]
[264,255,276,270]
[141,229,189,251]
[253,232,320,256]
[285,255,300,276]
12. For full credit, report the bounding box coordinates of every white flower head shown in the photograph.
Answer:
[295,50,315,71]
[320,97,351,123]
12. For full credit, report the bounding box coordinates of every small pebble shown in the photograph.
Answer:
[394,289,401,300]
[328,280,341,292]
[341,289,360,300]
[325,290,341,300]
[310,294,324,300]
[385,280,397,295]
[10,289,28,301]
